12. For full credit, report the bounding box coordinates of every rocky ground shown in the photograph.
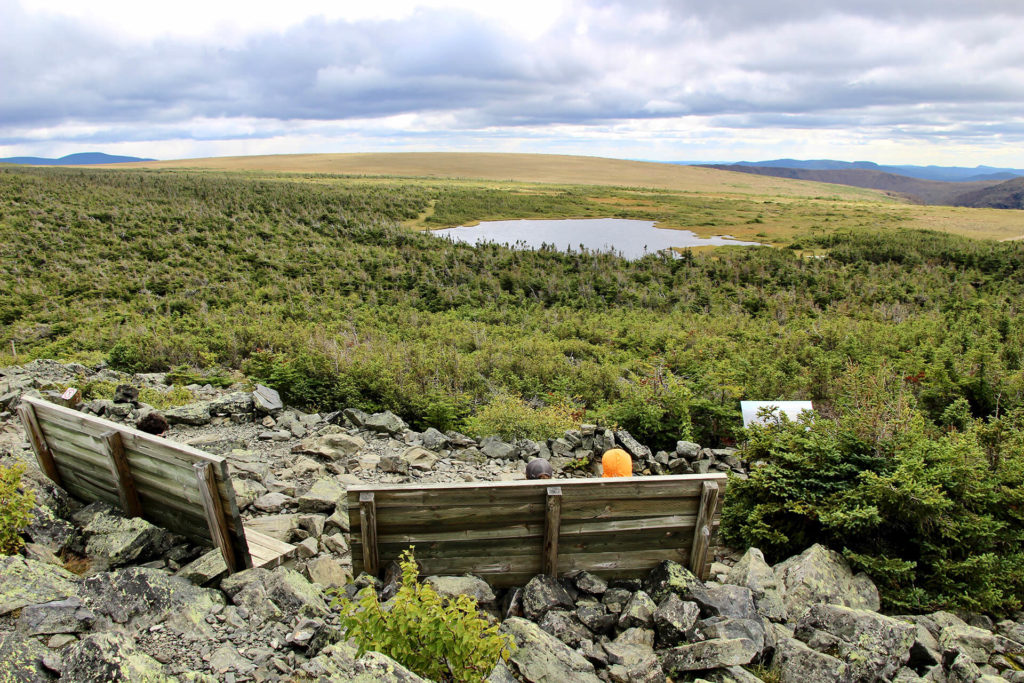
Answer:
[1,360,1023,682]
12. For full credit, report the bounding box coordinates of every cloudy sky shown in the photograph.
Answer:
[3,0,1024,165]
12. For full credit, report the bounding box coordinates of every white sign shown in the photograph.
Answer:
[741,401,814,429]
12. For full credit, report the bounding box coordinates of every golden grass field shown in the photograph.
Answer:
[100,152,1024,242]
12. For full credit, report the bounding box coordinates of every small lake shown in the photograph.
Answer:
[429,218,762,259]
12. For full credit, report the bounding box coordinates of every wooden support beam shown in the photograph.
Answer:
[17,402,63,487]
[543,486,562,577]
[360,491,380,577]
[194,461,239,574]
[689,481,719,580]
[100,430,142,518]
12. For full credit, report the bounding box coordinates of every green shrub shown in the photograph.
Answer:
[334,549,514,683]
[0,464,35,555]
[721,385,1024,615]
[597,368,693,451]
[466,392,581,441]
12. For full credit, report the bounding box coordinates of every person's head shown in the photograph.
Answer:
[526,458,553,480]
[601,448,633,478]
[137,412,169,436]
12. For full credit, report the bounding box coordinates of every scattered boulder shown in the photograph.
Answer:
[795,603,915,681]
[773,544,880,619]
[80,566,224,630]
[523,575,575,621]
[62,632,167,682]
[17,596,96,635]
[364,411,408,435]
[425,575,496,606]
[660,637,760,674]
[653,593,701,646]
[82,510,174,567]
[401,446,438,471]
[0,632,56,682]
[298,478,345,513]
[500,617,602,683]
[726,547,787,622]
[771,636,849,682]
[0,555,80,616]
[293,432,366,460]
[164,401,212,426]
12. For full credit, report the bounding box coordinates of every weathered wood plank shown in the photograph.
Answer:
[17,402,63,487]
[195,462,240,573]
[245,529,296,569]
[101,430,143,517]
[350,475,725,508]
[360,492,379,577]
[689,481,719,580]
[543,487,561,577]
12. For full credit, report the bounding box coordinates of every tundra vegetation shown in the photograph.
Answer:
[2,164,1024,612]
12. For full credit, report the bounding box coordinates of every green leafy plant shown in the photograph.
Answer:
[466,392,581,441]
[0,464,35,555]
[333,548,514,683]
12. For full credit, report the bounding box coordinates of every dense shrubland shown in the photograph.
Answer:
[3,166,1024,611]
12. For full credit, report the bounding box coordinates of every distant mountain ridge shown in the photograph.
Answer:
[0,152,155,165]
[709,159,1024,183]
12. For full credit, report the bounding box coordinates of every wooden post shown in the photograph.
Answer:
[100,430,143,518]
[195,461,239,574]
[17,402,63,487]
[360,492,380,577]
[543,486,562,577]
[689,481,720,580]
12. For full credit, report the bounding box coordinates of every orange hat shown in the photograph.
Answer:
[601,448,633,478]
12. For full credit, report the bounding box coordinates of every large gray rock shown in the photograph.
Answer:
[364,411,408,435]
[298,478,346,513]
[726,547,787,622]
[80,566,223,630]
[425,575,496,605]
[500,617,602,683]
[938,623,997,664]
[0,633,50,682]
[17,596,95,635]
[230,566,329,623]
[209,391,254,415]
[62,632,167,682]
[618,590,657,630]
[676,441,702,459]
[0,555,79,616]
[615,430,652,461]
[164,401,212,425]
[24,503,78,553]
[773,544,880,619]
[294,432,367,460]
[577,600,617,634]
[660,637,760,674]
[82,510,174,567]
[796,603,915,681]
[771,636,849,683]
[401,446,438,471]
[176,548,228,586]
[306,556,353,589]
[603,629,663,682]
[480,437,516,460]
[420,427,449,451]
[696,616,771,654]
[523,575,575,621]
[252,384,283,414]
[538,609,595,648]
[654,593,701,646]
[704,583,758,620]
[645,560,717,614]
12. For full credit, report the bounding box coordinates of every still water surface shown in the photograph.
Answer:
[430,218,761,259]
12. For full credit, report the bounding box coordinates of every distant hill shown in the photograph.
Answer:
[703,165,996,205]
[951,177,1024,210]
[713,159,1024,183]
[0,152,155,166]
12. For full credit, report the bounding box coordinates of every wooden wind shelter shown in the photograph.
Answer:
[348,473,726,587]
[17,395,294,572]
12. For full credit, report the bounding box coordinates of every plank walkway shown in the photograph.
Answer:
[348,473,727,587]
[18,395,295,572]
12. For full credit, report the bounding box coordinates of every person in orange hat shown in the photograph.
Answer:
[601,448,632,477]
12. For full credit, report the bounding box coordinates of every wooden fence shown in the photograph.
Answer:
[348,473,727,587]
[17,396,294,572]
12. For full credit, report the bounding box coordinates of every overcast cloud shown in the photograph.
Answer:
[3,0,1024,164]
